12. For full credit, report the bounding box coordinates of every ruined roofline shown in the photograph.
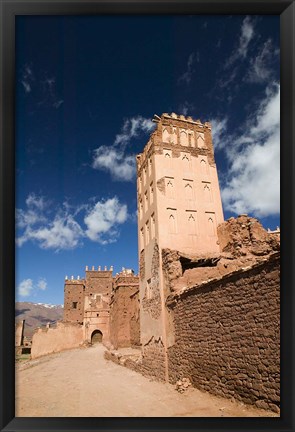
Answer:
[166,251,280,307]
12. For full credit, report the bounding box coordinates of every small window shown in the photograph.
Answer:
[72,302,78,309]
[146,278,152,299]
[151,213,155,239]
[150,182,154,204]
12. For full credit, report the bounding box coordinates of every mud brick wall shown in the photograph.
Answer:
[64,281,85,324]
[140,337,166,381]
[85,271,113,295]
[109,278,140,349]
[167,254,280,412]
[31,321,83,359]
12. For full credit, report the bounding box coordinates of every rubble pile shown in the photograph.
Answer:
[163,215,280,293]
[175,377,192,393]
[217,215,280,258]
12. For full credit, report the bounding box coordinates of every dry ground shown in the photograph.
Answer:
[15,344,278,417]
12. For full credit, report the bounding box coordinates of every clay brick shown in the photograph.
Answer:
[167,256,280,413]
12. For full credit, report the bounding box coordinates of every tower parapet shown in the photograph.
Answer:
[136,113,215,177]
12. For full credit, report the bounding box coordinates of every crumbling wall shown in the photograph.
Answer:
[167,253,280,412]
[217,215,280,258]
[105,336,166,382]
[31,321,83,359]
[142,243,162,319]
[109,282,140,349]
[162,216,280,293]
[140,336,166,381]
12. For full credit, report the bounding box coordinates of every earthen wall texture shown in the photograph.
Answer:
[167,254,280,412]
[140,337,166,381]
[142,243,162,319]
[64,282,85,324]
[85,271,112,295]
[31,321,84,359]
[109,280,140,349]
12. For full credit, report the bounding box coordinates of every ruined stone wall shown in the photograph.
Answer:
[31,321,83,359]
[140,336,166,381]
[64,281,85,324]
[142,243,162,320]
[109,278,140,349]
[167,254,280,412]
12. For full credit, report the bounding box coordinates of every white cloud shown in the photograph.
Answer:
[22,69,64,109]
[16,194,83,250]
[211,118,228,150]
[21,64,34,94]
[238,16,255,58]
[225,16,255,67]
[21,81,31,93]
[53,100,64,109]
[92,115,155,181]
[24,215,83,251]
[16,193,48,229]
[92,146,136,181]
[16,194,129,250]
[16,208,46,229]
[114,116,155,147]
[178,53,197,84]
[247,39,278,83]
[17,277,48,298]
[26,193,47,210]
[37,278,47,291]
[218,83,280,217]
[84,197,128,243]
[178,101,195,116]
[17,279,34,297]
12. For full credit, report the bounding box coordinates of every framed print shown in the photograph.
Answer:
[0,1,294,431]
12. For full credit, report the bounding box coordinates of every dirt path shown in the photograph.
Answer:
[15,345,278,417]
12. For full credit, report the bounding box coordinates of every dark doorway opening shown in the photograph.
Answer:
[91,330,103,344]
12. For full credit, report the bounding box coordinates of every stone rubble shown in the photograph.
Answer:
[175,377,192,393]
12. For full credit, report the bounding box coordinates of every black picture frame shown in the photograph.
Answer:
[0,1,294,431]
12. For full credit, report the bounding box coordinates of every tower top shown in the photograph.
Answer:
[152,112,211,129]
[137,112,215,173]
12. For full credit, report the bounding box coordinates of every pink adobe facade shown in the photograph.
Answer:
[136,113,224,379]
[137,112,224,255]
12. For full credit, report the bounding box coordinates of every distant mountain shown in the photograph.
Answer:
[15,302,64,338]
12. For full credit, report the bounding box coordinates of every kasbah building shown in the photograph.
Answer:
[23,113,280,413]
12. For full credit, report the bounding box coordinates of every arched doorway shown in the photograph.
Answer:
[91,329,103,344]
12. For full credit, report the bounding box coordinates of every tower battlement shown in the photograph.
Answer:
[136,113,215,174]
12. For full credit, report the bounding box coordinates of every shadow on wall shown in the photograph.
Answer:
[91,329,103,344]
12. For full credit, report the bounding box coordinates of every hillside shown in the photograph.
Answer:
[15,302,64,338]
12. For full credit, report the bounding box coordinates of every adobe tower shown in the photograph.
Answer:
[136,112,224,380]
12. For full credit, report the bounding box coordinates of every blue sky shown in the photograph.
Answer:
[15,15,280,305]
